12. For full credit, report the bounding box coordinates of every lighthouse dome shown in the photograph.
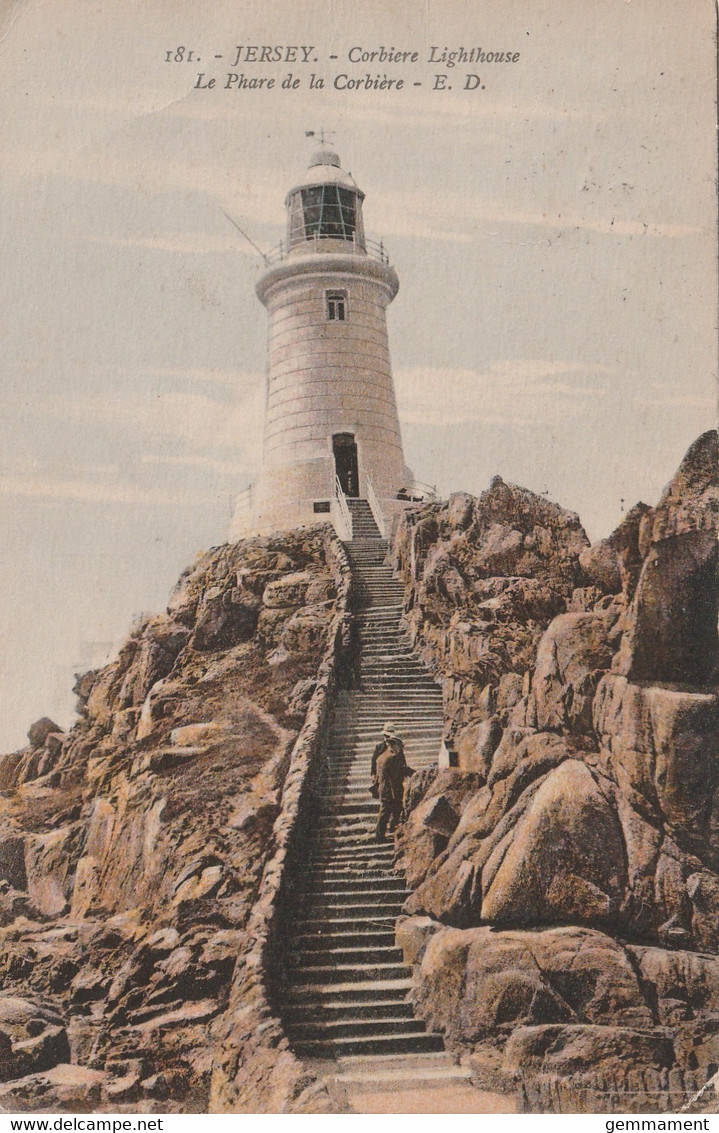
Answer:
[309,148,341,168]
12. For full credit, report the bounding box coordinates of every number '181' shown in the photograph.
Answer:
[165,47,196,62]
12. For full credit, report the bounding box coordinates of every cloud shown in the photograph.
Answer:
[140,452,250,476]
[25,379,265,452]
[376,186,705,243]
[0,474,219,507]
[395,361,614,427]
[85,230,259,257]
[633,391,715,410]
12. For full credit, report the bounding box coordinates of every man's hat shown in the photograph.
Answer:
[383,721,399,738]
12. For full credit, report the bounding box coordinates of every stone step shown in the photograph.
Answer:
[295,930,396,950]
[310,870,398,888]
[303,903,406,920]
[333,708,442,717]
[306,885,408,902]
[285,977,413,1004]
[328,736,441,748]
[329,745,441,757]
[337,706,442,714]
[310,856,397,871]
[283,999,414,1024]
[339,687,438,696]
[308,855,398,870]
[315,826,392,838]
[312,852,396,867]
[282,537,446,1064]
[326,801,381,815]
[313,838,394,853]
[328,733,442,744]
[313,824,382,840]
[332,714,442,725]
[325,767,437,782]
[289,945,404,967]
[332,708,442,718]
[356,585,401,591]
[290,961,411,985]
[298,910,405,929]
[331,1056,473,1088]
[327,753,441,767]
[287,1017,428,1042]
[306,862,399,877]
[328,746,441,756]
[291,1032,444,1058]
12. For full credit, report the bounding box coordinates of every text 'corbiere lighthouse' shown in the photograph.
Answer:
[230,146,417,540]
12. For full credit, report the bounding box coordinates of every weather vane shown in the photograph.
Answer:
[305,128,335,146]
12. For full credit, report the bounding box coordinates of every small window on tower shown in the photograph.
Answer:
[326,290,347,321]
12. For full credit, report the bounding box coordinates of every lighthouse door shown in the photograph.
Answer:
[333,433,359,498]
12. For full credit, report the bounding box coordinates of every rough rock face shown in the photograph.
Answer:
[0,526,343,1112]
[395,431,719,1087]
[392,478,590,744]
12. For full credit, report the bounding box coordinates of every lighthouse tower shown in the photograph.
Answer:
[230,146,412,538]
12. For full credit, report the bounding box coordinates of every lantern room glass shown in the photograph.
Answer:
[287,185,365,248]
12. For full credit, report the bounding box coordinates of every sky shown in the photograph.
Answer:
[0,0,716,751]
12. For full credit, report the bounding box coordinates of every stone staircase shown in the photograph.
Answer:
[281,498,447,1061]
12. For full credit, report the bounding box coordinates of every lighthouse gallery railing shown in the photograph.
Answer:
[265,233,390,266]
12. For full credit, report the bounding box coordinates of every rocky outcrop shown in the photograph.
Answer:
[395,431,719,1089]
[0,526,348,1112]
[0,430,715,1110]
[393,478,590,744]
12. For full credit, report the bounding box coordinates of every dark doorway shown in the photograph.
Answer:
[333,433,359,497]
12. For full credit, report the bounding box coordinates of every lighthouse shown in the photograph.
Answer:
[230,146,413,539]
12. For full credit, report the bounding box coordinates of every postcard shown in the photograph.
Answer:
[0,0,716,1118]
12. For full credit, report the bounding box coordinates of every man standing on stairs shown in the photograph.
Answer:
[371,722,409,842]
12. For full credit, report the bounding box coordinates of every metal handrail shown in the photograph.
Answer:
[331,475,353,541]
[264,233,390,266]
[365,475,387,539]
[397,481,438,503]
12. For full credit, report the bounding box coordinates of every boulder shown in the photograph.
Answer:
[408,924,652,1046]
[0,1064,106,1110]
[594,676,719,848]
[474,524,525,575]
[27,719,62,749]
[579,502,651,596]
[447,492,475,532]
[480,760,626,927]
[192,594,259,651]
[395,916,442,966]
[0,835,27,891]
[8,1026,71,1081]
[25,826,80,917]
[531,612,615,734]
[421,795,460,838]
[628,945,719,1025]
[396,770,481,892]
[640,429,718,553]
[281,605,332,653]
[262,571,316,609]
[169,722,223,747]
[503,1024,673,1077]
[615,530,718,686]
[455,715,502,777]
[119,616,191,706]
[287,677,317,716]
